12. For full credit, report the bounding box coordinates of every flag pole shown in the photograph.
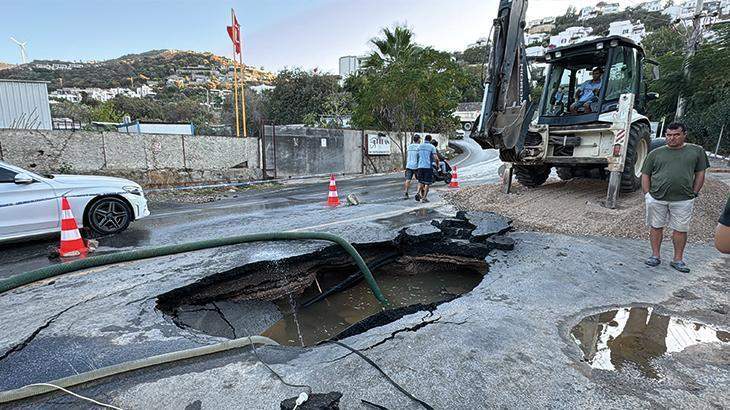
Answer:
[239,34,248,137]
[231,8,240,137]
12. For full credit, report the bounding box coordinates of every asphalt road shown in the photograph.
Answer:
[0,138,501,278]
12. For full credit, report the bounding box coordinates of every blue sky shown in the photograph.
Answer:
[0,0,626,73]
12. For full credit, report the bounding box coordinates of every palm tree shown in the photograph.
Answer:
[364,26,419,69]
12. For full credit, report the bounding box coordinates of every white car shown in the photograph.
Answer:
[0,161,150,242]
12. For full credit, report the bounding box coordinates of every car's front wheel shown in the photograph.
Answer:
[86,197,132,236]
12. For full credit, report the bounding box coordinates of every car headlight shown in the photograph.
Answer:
[123,185,143,196]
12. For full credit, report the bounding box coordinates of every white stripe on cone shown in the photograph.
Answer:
[61,209,74,220]
[328,191,338,197]
[61,229,82,241]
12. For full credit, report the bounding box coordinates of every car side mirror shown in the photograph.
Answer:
[646,92,659,102]
[14,173,34,184]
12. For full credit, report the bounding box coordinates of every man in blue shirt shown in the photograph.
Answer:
[569,67,603,114]
[415,135,439,203]
[403,134,421,199]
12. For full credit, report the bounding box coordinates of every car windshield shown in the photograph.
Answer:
[0,162,46,181]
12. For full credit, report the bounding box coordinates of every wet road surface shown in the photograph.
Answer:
[0,139,500,278]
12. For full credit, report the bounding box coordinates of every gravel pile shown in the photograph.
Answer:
[445,177,729,243]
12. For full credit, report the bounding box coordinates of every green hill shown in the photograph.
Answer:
[0,49,274,90]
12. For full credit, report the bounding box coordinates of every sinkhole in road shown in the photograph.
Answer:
[156,224,497,347]
[571,306,730,379]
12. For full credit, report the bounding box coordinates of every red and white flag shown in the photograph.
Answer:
[227,11,241,54]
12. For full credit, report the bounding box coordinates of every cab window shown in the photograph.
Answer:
[0,167,17,183]
[605,47,637,101]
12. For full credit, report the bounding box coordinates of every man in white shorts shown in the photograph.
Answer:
[640,122,709,273]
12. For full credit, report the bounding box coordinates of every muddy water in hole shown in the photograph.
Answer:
[262,261,484,346]
[571,307,730,379]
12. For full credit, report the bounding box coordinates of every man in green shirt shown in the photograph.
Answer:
[641,122,709,273]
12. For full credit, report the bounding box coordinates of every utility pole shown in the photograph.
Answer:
[715,124,725,155]
[675,0,704,119]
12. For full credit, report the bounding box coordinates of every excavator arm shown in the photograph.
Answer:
[473,0,534,161]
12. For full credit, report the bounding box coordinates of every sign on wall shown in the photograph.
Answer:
[366,133,390,155]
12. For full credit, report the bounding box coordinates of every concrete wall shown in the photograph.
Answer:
[264,126,363,178]
[264,126,448,177]
[0,129,261,187]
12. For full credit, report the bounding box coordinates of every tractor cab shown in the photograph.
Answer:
[538,36,648,126]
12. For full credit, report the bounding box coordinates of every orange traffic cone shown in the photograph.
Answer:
[449,166,461,188]
[59,197,87,258]
[327,174,340,206]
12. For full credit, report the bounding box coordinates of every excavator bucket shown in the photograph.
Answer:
[473,0,534,156]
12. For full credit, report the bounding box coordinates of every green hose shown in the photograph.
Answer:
[0,335,279,404]
[0,232,389,306]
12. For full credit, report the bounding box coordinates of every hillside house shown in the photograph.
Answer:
[608,20,647,43]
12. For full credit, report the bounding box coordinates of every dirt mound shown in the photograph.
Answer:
[445,178,729,243]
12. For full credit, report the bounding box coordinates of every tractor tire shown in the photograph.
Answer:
[514,165,551,188]
[556,167,574,181]
[619,122,651,193]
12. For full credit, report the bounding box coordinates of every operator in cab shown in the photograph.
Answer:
[569,67,603,114]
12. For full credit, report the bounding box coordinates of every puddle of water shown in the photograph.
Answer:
[571,307,730,379]
[262,257,485,346]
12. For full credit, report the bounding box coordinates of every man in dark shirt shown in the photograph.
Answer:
[641,122,709,272]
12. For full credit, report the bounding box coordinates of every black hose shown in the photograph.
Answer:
[361,399,390,409]
[300,252,399,309]
[322,340,434,410]
[0,232,389,307]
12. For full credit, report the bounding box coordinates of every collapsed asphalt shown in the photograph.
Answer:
[2,228,726,408]
[1,144,727,408]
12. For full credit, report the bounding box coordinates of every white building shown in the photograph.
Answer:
[525,32,548,46]
[117,120,195,135]
[136,84,156,98]
[641,0,664,12]
[597,2,621,14]
[579,6,599,20]
[526,46,546,58]
[549,27,594,48]
[680,1,698,19]
[338,55,368,78]
[250,84,275,94]
[663,5,683,20]
[526,19,543,29]
[608,20,647,43]
[49,90,82,103]
[541,16,556,24]
[703,0,722,12]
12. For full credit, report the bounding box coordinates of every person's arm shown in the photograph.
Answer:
[692,170,705,195]
[642,174,651,194]
[716,224,730,254]
[693,148,710,195]
[432,147,439,168]
[641,151,654,195]
[715,197,730,254]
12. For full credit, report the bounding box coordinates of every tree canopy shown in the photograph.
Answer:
[646,24,730,154]
[347,26,467,134]
[264,69,341,125]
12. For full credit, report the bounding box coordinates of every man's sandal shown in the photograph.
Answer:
[670,260,690,273]
[645,256,661,267]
